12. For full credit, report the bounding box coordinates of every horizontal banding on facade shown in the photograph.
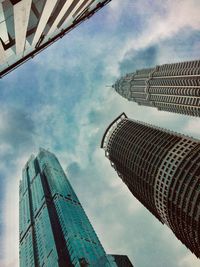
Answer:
[102,113,200,257]
[113,60,200,117]
[154,139,197,227]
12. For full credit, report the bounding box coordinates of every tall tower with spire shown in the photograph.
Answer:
[101,113,200,258]
[19,149,134,267]
[113,60,200,117]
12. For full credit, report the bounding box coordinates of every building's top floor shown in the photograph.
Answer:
[0,0,111,77]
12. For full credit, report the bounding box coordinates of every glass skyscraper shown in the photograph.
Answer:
[113,60,200,117]
[101,113,200,258]
[0,0,111,78]
[19,148,133,266]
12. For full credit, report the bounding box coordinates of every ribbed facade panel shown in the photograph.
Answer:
[37,149,78,199]
[19,189,31,240]
[19,227,35,267]
[34,205,58,267]
[104,117,181,222]
[167,145,200,256]
[113,60,200,117]
[101,113,200,258]
[54,195,108,266]
[20,169,28,196]
[30,173,45,217]
[27,157,37,181]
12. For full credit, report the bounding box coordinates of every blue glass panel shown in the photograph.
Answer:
[27,158,36,181]
[54,195,112,266]
[34,205,59,267]
[19,228,35,267]
[31,173,45,216]
[19,189,31,240]
[19,168,28,198]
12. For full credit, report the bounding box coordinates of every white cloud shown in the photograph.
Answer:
[2,173,20,267]
[184,117,200,139]
[1,1,200,267]
[178,253,200,267]
[111,0,200,67]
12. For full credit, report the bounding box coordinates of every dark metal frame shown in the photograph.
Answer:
[100,112,127,148]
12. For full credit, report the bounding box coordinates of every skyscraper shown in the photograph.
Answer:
[101,113,200,257]
[113,60,200,117]
[0,0,111,78]
[19,149,133,267]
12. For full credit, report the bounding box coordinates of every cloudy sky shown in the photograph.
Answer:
[0,0,200,266]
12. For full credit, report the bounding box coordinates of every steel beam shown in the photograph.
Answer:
[13,0,32,55]
[32,0,58,46]
[72,0,94,18]
[0,3,9,44]
[44,0,76,39]
[0,40,7,65]
[58,0,87,29]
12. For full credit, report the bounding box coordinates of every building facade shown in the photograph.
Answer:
[0,0,111,77]
[101,113,200,257]
[109,255,134,267]
[113,60,200,117]
[19,149,133,267]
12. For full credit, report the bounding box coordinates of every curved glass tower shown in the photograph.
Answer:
[101,113,200,258]
[19,149,133,267]
[113,60,200,117]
